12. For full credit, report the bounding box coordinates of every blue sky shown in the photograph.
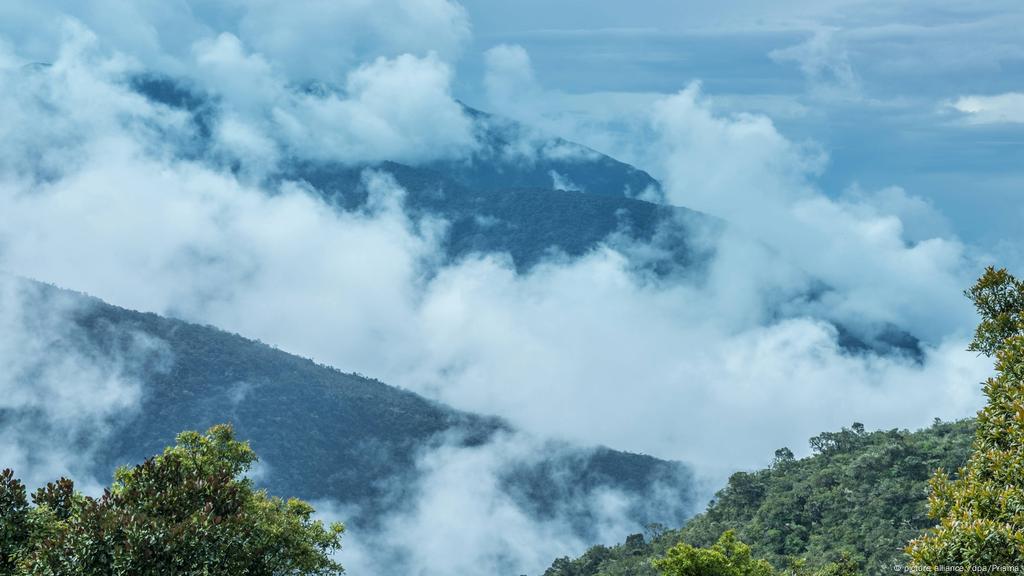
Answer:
[456,0,1024,255]
[2,0,1018,253]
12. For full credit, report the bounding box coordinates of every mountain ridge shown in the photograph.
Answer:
[0,276,696,537]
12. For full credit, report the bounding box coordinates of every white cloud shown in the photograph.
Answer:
[483,43,543,120]
[394,247,988,475]
[274,52,478,164]
[838,184,952,244]
[651,83,973,341]
[335,432,654,576]
[770,29,862,100]
[479,43,659,172]
[0,6,478,170]
[0,277,170,493]
[189,34,477,167]
[227,0,471,83]
[550,170,583,191]
[950,92,1024,124]
[192,32,281,114]
[0,0,470,84]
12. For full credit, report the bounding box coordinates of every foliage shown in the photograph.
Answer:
[0,425,344,575]
[0,470,29,574]
[654,530,775,576]
[543,419,975,576]
[907,268,1024,567]
[964,266,1024,357]
[682,421,976,573]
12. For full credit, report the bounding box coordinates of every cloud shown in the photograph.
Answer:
[838,184,953,243]
[549,170,584,192]
[478,43,661,172]
[187,32,478,167]
[0,277,170,493]
[333,431,660,576]
[276,52,478,164]
[483,43,544,120]
[392,246,988,476]
[226,0,471,83]
[650,83,974,341]
[0,0,470,84]
[950,92,1024,124]
[770,29,862,100]
[0,7,477,170]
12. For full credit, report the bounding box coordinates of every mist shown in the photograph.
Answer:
[0,277,171,493]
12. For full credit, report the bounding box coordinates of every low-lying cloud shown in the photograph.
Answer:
[330,431,669,576]
[0,277,170,493]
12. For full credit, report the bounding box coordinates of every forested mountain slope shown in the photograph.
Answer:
[1,278,695,533]
[133,73,716,275]
[544,419,975,575]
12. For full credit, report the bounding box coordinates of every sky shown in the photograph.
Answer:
[0,1,1021,574]
[456,0,1024,255]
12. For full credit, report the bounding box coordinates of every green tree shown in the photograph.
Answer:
[2,424,344,575]
[907,267,1024,567]
[965,266,1024,356]
[0,470,29,573]
[654,530,776,576]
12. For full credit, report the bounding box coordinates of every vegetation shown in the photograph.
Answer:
[654,530,860,576]
[654,531,775,576]
[546,266,1024,575]
[907,267,1024,567]
[543,419,976,575]
[0,424,343,575]
[291,159,709,275]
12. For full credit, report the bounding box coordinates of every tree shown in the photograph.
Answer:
[906,267,1024,567]
[1,424,344,575]
[654,530,776,576]
[0,470,29,573]
[653,530,862,576]
[964,266,1024,356]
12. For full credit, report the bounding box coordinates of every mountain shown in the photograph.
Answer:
[286,159,714,275]
[132,73,715,276]
[430,106,663,200]
[126,73,923,360]
[1,277,695,536]
[542,419,975,575]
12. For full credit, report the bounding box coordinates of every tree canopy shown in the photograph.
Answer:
[907,267,1024,567]
[654,530,776,576]
[0,424,344,575]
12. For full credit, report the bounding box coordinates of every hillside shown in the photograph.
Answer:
[430,106,664,200]
[132,73,714,275]
[288,159,714,274]
[1,277,695,535]
[543,419,976,575]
